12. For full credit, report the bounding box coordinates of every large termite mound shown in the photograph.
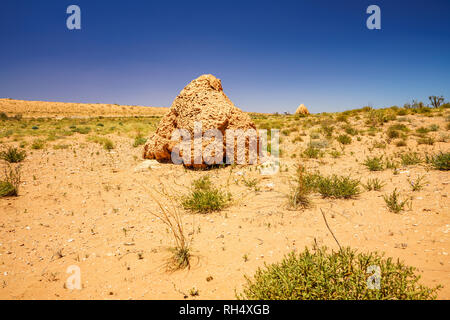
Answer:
[295,104,310,115]
[143,74,258,168]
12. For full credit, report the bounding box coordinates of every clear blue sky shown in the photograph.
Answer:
[1,0,449,113]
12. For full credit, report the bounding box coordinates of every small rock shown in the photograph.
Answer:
[134,160,161,172]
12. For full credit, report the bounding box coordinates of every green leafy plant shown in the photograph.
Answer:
[383,189,409,213]
[400,152,422,166]
[238,246,440,300]
[303,145,322,159]
[417,136,434,145]
[0,164,21,197]
[304,173,360,199]
[0,147,26,163]
[88,136,115,150]
[427,152,449,170]
[408,175,427,192]
[336,134,352,145]
[133,133,147,147]
[31,139,45,150]
[182,176,231,213]
[363,178,385,191]
[242,177,260,192]
[363,156,385,171]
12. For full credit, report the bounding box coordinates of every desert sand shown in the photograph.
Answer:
[0,98,168,118]
[0,98,449,300]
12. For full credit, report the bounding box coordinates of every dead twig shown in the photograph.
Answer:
[320,208,342,251]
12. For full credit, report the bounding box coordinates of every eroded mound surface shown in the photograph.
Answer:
[143,74,257,167]
[295,104,309,115]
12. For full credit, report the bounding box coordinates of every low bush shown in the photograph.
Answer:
[427,152,449,170]
[400,152,422,166]
[363,156,384,171]
[383,189,409,213]
[238,246,440,300]
[182,176,231,213]
[31,139,45,150]
[0,165,21,197]
[336,134,352,145]
[363,178,385,191]
[0,147,26,163]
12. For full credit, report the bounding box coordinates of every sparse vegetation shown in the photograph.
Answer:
[336,134,352,145]
[88,136,115,150]
[383,189,409,213]
[363,156,384,171]
[133,133,147,147]
[0,147,26,163]
[408,175,427,192]
[0,164,21,197]
[427,152,450,170]
[400,152,422,166]
[182,176,231,213]
[303,145,322,159]
[149,187,192,271]
[303,173,360,199]
[363,178,385,191]
[287,165,311,209]
[31,139,45,150]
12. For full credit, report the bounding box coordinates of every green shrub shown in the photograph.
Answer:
[366,109,396,126]
[395,139,407,147]
[389,124,410,132]
[53,144,70,150]
[386,124,408,139]
[417,136,434,145]
[88,136,115,150]
[0,165,21,197]
[303,145,321,159]
[416,127,430,134]
[311,174,360,199]
[408,175,427,192]
[182,176,231,213]
[363,178,385,191]
[387,129,400,139]
[71,126,92,134]
[0,147,26,163]
[329,150,342,158]
[103,139,114,150]
[428,124,439,132]
[321,125,334,137]
[363,156,384,171]
[400,152,421,166]
[383,189,409,213]
[427,152,449,170]
[242,177,260,192]
[31,139,45,150]
[336,134,352,145]
[344,125,358,136]
[133,134,147,148]
[238,246,440,300]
